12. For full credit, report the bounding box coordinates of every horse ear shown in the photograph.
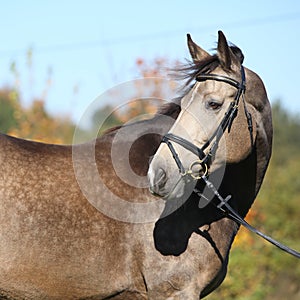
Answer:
[187,34,211,63]
[217,31,239,70]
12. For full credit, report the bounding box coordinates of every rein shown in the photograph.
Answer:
[197,175,300,259]
[161,66,300,259]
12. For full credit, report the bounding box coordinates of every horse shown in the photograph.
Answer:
[0,31,272,299]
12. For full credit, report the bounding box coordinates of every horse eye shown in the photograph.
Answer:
[206,101,222,110]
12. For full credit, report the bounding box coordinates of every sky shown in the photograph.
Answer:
[1,1,300,126]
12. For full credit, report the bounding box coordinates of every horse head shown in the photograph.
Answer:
[148,31,272,210]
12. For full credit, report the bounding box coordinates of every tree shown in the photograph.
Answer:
[0,52,75,144]
[7,96,75,144]
[88,57,178,137]
[0,88,19,132]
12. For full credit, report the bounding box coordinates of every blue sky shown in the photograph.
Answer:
[1,1,300,124]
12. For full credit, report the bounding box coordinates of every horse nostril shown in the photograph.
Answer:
[155,168,167,188]
[149,168,167,196]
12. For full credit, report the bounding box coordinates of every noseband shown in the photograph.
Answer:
[162,65,251,179]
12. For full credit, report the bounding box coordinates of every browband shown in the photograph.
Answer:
[196,66,246,92]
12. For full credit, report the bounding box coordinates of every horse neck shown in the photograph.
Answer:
[220,147,257,218]
[94,120,165,203]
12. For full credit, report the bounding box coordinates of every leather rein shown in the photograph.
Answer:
[161,66,300,259]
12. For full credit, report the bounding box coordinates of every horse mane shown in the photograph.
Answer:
[156,98,181,119]
[102,125,123,135]
[101,99,181,137]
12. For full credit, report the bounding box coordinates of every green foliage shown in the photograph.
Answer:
[0,89,19,132]
[0,51,75,144]
[207,100,300,300]
[272,101,300,163]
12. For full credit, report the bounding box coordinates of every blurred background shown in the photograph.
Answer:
[1,1,300,299]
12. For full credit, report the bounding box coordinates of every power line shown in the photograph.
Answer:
[1,11,300,56]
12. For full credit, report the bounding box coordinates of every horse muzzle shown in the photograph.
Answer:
[148,159,201,200]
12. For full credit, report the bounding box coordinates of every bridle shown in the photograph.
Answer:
[162,65,250,179]
[159,66,300,259]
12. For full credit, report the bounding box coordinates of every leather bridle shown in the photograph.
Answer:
[162,65,250,179]
[158,66,300,259]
